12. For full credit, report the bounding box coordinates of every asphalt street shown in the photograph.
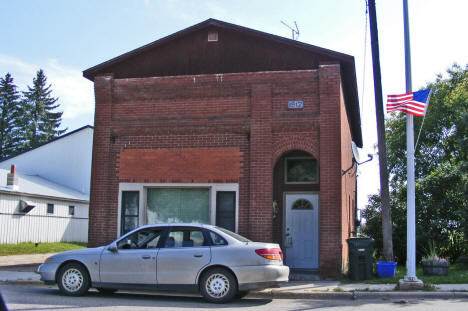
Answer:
[1,283,468,311]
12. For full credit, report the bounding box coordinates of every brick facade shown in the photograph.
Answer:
[89,66,356,277]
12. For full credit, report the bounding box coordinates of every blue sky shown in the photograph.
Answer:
[1,0,467,209]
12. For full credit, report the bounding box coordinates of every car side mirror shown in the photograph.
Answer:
[108,243,118,253]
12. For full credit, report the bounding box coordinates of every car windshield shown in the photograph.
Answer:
[214,226,251,242]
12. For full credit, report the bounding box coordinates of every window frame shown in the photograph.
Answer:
[284,156,319,184]
[120,191,140,236]
[47,203,54,214]
[117,183,239,239]
[68,205,75,216]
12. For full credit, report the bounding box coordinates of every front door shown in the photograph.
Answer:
[284,193,319,269]
[99,227,162,285]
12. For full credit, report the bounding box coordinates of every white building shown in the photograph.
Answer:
[0,126,93,244]
[0,125,93,195]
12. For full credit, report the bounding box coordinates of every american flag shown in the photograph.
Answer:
[387,89,431,117]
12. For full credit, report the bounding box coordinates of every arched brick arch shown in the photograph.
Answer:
[272,135,319,166]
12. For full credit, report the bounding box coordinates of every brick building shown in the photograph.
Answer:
[83,19,362,277]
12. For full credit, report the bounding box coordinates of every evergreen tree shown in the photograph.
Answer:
[0,73,21,159]
[21,69,66,148]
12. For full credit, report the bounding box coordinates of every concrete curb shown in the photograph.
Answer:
[251,289,468,300]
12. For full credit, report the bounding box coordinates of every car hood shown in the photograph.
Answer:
[51,246,105,259]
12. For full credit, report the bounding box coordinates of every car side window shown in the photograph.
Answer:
[165,228,206,248]
[117,228,162,249]
[209,231,228,246]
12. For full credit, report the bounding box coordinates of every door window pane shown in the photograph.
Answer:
[121,191,139,235]
[147,189,209,224]
[285,157,318,183]
[164,227,206,248]
[117,228,162,249]
[216,191,236,232]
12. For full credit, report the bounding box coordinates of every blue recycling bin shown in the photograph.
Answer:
[376,261,397,277]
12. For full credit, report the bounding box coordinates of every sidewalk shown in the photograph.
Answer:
[1,253,468,299]
[0,253,57,267]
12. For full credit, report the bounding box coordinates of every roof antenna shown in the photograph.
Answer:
[281,21,300,40]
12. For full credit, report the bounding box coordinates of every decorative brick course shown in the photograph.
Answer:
[117,147,242,183]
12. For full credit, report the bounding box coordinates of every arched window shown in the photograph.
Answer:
[291,199,313,210]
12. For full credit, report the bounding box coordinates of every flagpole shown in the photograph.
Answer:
[403,0,420,284]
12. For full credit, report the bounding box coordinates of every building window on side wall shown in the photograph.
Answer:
[285,157,318,184]
[121,191,139,236]
[69,206,75,216]
[47,203,54,214]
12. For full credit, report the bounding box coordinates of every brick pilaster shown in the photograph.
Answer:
[249,83,273,242]
[88,74,114,247]
[318,64,343,277]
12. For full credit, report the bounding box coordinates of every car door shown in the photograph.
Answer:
[99,227,163,285]
[156,226,211,285]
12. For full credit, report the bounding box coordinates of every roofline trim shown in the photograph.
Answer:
[83,18,354,81]
[0,189,89,204]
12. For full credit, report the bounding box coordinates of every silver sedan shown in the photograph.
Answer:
[38,223,289,303]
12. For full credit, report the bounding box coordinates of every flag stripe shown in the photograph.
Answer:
[386,89,430,117]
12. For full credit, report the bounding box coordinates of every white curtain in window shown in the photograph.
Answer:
[146,188,210,224]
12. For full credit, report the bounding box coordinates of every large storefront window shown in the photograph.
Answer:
[146,188,210,224]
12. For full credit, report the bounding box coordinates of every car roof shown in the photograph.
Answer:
[137,223,215,229]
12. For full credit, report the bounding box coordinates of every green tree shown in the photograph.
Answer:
[21,69,66,148]
[0,73,21,159]
[362,64,468,263]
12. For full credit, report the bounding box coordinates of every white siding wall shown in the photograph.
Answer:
[0,127,93,194]
[0,193,88,244]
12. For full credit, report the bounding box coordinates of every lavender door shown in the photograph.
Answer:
[284,194,319,269]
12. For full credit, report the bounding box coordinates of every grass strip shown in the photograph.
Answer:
[0,242,87,256]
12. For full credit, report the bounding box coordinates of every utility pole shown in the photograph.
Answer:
[368,0,394,262]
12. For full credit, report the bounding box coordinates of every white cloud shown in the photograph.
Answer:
[0,54,94,129]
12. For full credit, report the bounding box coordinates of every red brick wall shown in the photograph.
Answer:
[340,83,357,274]
[89,68,357,277]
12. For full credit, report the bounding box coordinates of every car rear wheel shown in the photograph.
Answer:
[57,262,90,296]
[200,268,237,303]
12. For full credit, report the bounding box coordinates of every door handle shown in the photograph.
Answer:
[193,254,203,258]
[142,255,151,259]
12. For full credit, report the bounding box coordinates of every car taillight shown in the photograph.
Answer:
[255,248,283,261]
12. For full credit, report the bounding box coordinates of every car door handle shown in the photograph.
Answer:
[142,255,151,259]
[193,254,203,258]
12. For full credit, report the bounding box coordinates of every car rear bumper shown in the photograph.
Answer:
[232,264,289,291]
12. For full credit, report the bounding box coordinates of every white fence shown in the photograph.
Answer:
[0,193,88,244]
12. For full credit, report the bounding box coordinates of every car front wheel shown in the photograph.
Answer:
[57,262,90,296]
[200,268,237,303]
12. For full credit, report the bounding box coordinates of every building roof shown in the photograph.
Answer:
[0,125,94,162]
[0,169,89,202]
[83,18,362,147]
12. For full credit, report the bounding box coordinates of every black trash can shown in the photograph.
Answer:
[346,237,374,280]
